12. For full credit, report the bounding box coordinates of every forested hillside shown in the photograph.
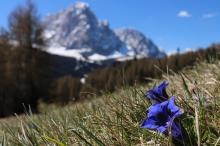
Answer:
[1,55,220,145]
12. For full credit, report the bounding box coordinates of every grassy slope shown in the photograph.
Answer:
[0,61,220,146]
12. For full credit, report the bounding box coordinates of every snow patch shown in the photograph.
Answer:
[75,2,89,9]
[43,2,165,62]
[47,46,91,60]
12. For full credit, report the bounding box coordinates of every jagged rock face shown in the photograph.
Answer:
[44,2,165,60]
[115,28,166,58]
[44,2,122,55]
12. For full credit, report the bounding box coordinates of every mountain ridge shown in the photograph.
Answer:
[43,2,166,61]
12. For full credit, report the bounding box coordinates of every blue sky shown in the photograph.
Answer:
[0,0,219,53]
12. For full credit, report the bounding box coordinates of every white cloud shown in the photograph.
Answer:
[177,10,192,18]
[202,13,217,19]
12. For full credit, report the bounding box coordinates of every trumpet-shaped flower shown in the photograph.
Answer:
[146,81,169,103]
[141,97,183,139]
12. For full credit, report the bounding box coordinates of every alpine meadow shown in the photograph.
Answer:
[0,0,220,146]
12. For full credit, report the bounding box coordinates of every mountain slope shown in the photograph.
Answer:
[44,2,165,61]
[1,60,219,145]
[115,28,166,58]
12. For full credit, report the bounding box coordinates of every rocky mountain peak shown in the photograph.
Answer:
[43,2,166,61]
[115,28,166,58]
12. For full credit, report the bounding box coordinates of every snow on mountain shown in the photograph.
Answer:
[44,2,122,60]
[43,2,165,61]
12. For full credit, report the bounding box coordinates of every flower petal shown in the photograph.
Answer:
[171,122,183,140]
[167,97,183,118]
[157,81,169,98]
[157,125,168,133]
[140,117,159,129]
[147,102,167,118]
[146,81,169,103]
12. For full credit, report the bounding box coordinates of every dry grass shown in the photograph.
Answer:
[0,60,220,145]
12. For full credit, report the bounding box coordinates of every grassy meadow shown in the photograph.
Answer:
[0,60,220,146]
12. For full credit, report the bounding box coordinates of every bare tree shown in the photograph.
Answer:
[9,0,45,48]
[1,0,52,115]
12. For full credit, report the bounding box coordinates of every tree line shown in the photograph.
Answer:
[0,0,52,117]
[82,44,220,95]
[0,0,220,117]
[50,44,220,104]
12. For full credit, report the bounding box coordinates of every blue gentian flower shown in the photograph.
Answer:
[141,97,183,139]
[146,81,169,103]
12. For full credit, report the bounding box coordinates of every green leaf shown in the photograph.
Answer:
[70,129,93,146]
[79,124,106,146]
[180,74,191,98]
[43,135,66,146]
